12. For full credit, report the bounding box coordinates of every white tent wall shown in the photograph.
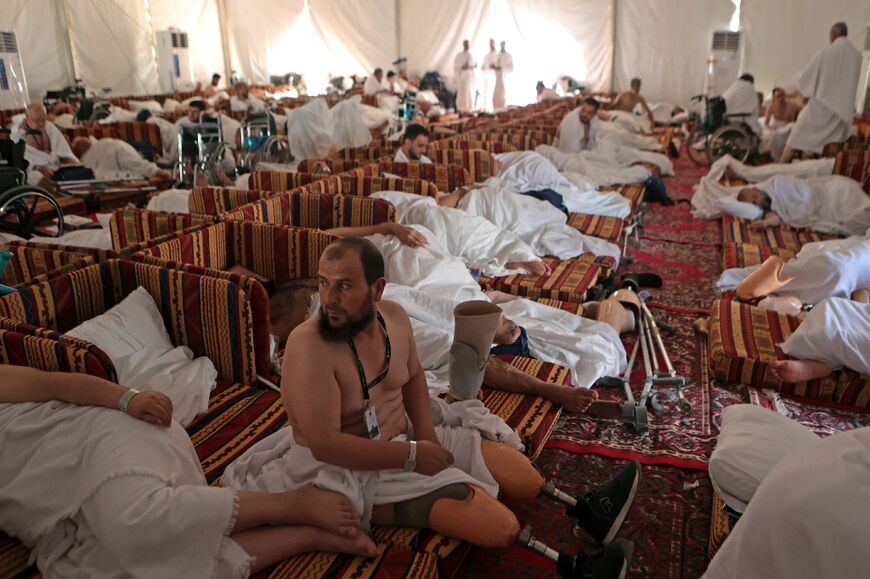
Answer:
[225,0,305,87]
[740,0,870,99]
[613,0,736,106]
[149,0,226,87]
[0,0,76,104]
[66,0,162,96]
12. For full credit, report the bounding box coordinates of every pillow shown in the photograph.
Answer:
[709,405,819,513]
[127,99,164,114]
[66,286,216,426]
[717,195,764,220]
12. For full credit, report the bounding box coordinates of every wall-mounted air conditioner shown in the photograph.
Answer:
[706,31,741,97]
[857,26,870,116]
[156,29,193,93]
[0,31,29,110]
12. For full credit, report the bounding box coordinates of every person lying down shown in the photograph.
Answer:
[725,174,870,237]
[768,297,870,384]
[0,365,379,579]
[717,234,870,313]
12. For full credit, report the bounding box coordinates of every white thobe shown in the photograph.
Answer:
[556,108,602,153]
[79,137,161,179]
[454,50,477,113]
[704,427,870,579]
[786,36,861,153]
[10,120,79,185]
[393,148,432,164]
[721,79,761,135]
[481,50,499,112]
[363,75,388,96]
[493,51,513,110]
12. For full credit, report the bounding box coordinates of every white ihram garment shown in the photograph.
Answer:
[556,109,602,153]
[537,144,651,188]
[10,121,78,185]
[493,51,513,110]
[761,174,870,236]
[79,137,161,180]
[481,50,499,112]
[454,51,477,112]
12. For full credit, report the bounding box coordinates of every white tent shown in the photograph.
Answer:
[1,0,868,106]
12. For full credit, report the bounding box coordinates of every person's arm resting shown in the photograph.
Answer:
[0,365,129,407]
[281,334,413,470]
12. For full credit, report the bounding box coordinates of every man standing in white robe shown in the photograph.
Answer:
[481,39,499,112]
[10,103,79,186]
[780,22,861,162]
[492,42,513,111]
[454,40,477,113]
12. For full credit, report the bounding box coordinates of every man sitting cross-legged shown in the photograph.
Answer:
[0,365,378,578]
[222,237,642,579]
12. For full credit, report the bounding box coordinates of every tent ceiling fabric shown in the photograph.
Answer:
[2,0,867,107]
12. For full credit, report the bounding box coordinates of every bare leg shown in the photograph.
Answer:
[506,260,551,276]
[769,359,834,383]
[484,356,602,413]
[852,289,869,304]
[233,525,378,573]
[692,317,709,335]
[233,487,362,538]
[779,146,796,164]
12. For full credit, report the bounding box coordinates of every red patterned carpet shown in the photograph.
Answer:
[459,151,870,578]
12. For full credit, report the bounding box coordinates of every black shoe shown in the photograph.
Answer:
[556,539,634,579]
[567,460,641,545]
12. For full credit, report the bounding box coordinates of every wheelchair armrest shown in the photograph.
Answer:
[724,112,752,119]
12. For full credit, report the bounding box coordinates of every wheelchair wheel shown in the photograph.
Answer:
[203,143,239,186]
[686,128,712,166]
[255,136,292,164]
[0,186,65,239]
[709,125,755,164]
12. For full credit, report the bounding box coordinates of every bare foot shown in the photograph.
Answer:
[303,526,379,558]
[507,260,551,276]
[769,359,834,383]
[550,385,598,413]
[851,289,870,304]
[692,317,709,335]
[284,486,362,538]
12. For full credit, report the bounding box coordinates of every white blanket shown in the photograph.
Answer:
[690,155,835,219]
[0,401,240,578]
[80,137,161,180]
[494,151,631,218]
[221,398,519,528]
[383,284,625,393]
[537,144,651,188]
[763,175,870,236]
[780,297,870,375]
[704,427,870,579]
[371,191,537,277]
[717,236,870,305]
[605,110,652,134]
[598,122,663,152]
[285,98,334,160]
[327,95,372,151]
[147,188,192,214]
[457,177,622,261]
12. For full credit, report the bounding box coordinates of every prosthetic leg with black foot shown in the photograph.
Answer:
[446,301,639,578]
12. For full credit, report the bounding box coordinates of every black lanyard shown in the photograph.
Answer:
[347,312,391,401]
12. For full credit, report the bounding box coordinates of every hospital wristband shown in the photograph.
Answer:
[118,388,141,414]
[403,440,417,472]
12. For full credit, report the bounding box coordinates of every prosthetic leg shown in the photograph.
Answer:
[736,255,794,300]
[438,300,639,577]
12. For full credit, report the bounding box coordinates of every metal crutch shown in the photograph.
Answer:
[641,300,692,413]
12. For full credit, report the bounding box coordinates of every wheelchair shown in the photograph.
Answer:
[175,114,238,188]
[238,111,292,172]
[0,137,64,240]
[686,94,759,166]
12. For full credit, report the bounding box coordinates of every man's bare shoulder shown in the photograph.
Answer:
[377,299,412,328]
[285,316,330,352]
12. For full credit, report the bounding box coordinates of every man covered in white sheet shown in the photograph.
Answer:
[704,425,870,579]
[690,154,835,219]
[717,233,870,312]
[734,174,870,237]
[221,237,639,578]
[434,178,622,261]
[0,364,381,578]
[780,22,861,162]
[10,103,79,186]
[70,136,172,184]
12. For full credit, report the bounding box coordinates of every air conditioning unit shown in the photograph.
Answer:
[857,26,870,116]
[705,31,741,97]
[0,31,29,110]
[155,29,193,93]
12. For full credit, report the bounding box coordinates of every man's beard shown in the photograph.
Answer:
[317,300,376,342]
[408,149,420,160]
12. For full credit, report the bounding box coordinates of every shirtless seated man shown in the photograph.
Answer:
[267,236,640,578]
[763,87,801,130]
[612,78,654,127]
